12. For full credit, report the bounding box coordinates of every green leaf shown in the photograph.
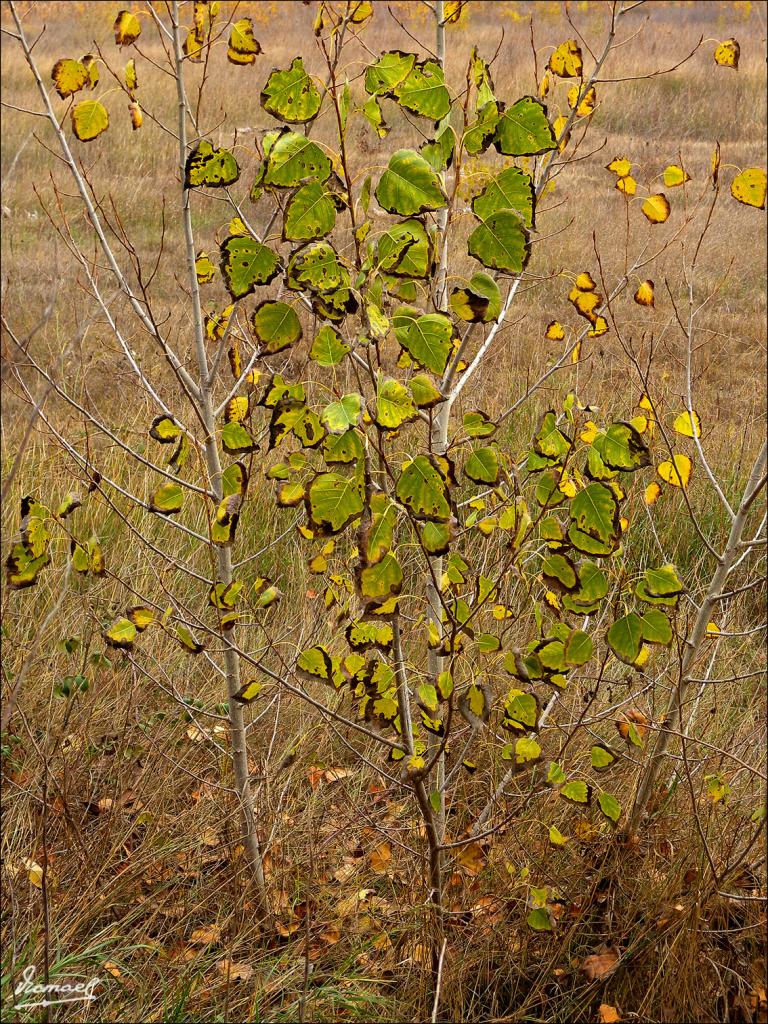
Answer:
[174,623,204,654]
[562,560,608,614]
[185,140,239,188]
[377,219,432,278]
[263,129,331,188]
[526,907,552,931]
[103,617,137,649]
[450,272,501,323]
[346,621,394,653]
[591,744,618,770]
[221,422,257,455]
[548,825,568,846]
[287,241,346,293]
[6,542,49,589]
[376,376,418,430]
[421,520,454,556]
[568,482,620,554]
[365,51,417,95]
[409,373,443,408]
[503,688,540,731]
[395,455,452,522]
[322,428,363,464]
[310,325,349,365]
[321,393,363,433]
[515,736,542,765]
[252,301,302,354]
[641,608,673,646]
[607,612,644,664]
[542,553,578,590]
[360,95,389,137]
[307,471,364,534]
[261,57,321,123]
[71,99,109,142]
[464,100,500,156]
[375,149,447,216]
[494,96,557,156]
[464,447,499,484]
[220,236,279,299]
[468,210,530,274]
[592,422,651,472]
[283,182,336,241]
[560,780,592,805]
[472,166,534,227]
[297,645,334,682]
[398,312,453,375]
[547,762,567,785]
[464,410,496,438]
[533,411,571,462]
[357,552,403,606]
[420,117,454,172]
[637,564,684,602]
[598,791,622,824]
[564,629,593,666]
[149,482,183,515]
[393,60,450,119]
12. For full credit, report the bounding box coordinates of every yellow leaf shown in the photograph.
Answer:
[731,168,767,210]
[657,454,692,489]
[588,315,608,337]
[672,409,701,438]
[552,114,570,151]
[457,842,486,876]
[711,141,721,187]
[370,842,392,873]
[548,39,583,78]
[663,164,690,187]
[539,73,550,99]
[228,215,249,236]
[544,590,561,611]
[634,280,654,307]
[599,1004,623,1023]
[190,923,222,946]
[114,10,141,46]
[22,857,44,888]
[128,100,142,131]
[51,58,88,99]
[641,193,671,223]
[630,415,648,433]
[580,420,598,443]
[571,340,582,363]
[714,38,740,69]
[606,156,631,177]
[545,320,565,341]
[567,85,596,116]
[615,175,637,196]
[644,481,662,505]
[705,621,721,636]
[548,825,568,846]
[575,271,596,291]
[71,99,109,142]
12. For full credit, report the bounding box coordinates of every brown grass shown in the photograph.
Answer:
[1,2,766,1022]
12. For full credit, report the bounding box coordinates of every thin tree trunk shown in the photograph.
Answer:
[170,3,266,900]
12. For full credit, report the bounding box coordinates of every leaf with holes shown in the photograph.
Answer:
[261,57,322,123]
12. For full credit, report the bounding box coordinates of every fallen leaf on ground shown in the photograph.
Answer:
[599,1005,622,1023]
[582,945,620,981]
[370,842,392,873]
[217,959,253,981]
[190,924,222,946]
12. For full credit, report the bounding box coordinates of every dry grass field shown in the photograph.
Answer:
[1,2,766,1022]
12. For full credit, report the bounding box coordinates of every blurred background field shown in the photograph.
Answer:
[1,2,766,1022]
